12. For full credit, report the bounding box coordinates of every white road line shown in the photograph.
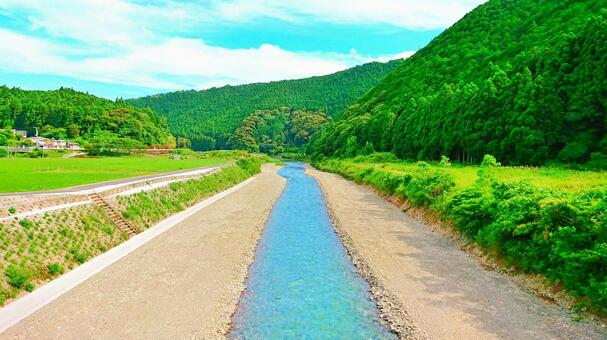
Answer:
[0,176,256,334]
[38,168,217,197]
[0,200,91,222]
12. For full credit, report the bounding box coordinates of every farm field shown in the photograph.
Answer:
[0,154,234,193]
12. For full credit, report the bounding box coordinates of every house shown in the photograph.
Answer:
[11,129,27,138]
[28,137,80,150]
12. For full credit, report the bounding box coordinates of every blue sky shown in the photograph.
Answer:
[0,0,486,99]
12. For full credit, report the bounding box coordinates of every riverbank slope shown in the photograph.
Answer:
[308,168,606,339]
[3,164,285,339]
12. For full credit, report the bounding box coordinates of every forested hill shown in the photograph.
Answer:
[129,60,401,150]
[309,0,607,167]
[0,86,175,147]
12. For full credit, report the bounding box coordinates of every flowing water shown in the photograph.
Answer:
[230,163,395,339]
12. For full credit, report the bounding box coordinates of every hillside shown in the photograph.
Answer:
[129,60,401,150]
[309,0,607,167]
[228,108,329,154]
[0,87,174,148]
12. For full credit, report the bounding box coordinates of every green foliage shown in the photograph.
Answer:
[121,163,256,229]
[8,207,16,214]
[236,157,262,175]
[0,87,175,147]
[5,265,33,289]
[47,263,64,276]
[129,61,402,150]
[309,1,607,168]
[19,219,32,229]
[316,156,607,314]
[228,108,329,154]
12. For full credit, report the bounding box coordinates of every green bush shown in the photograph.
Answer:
[5,265,33,289]
[19,219,33,229]
[8,207,16,214]
[236,157,262,175]
[47,263,64,276]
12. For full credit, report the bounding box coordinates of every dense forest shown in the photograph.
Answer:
[309,0,607,168]
[129,60,401,150]
[0,87,175,148]
[228,108,329,154]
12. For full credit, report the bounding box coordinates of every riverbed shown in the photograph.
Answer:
[230,163,394,338]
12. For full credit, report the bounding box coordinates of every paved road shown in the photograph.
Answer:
[2,165,285,339]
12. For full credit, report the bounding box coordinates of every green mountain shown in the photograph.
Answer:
[309,0,607,167]
[0,86,174,147]
[129,60,402,150]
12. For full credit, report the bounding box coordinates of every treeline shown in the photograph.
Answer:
[228,108,329,154]
[309,0,607,168]
[129,60,401,150]
[0,87,175,147]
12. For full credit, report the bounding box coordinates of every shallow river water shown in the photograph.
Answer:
[230,163,394,339]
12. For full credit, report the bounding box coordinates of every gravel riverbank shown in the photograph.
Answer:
[308,167,606,340]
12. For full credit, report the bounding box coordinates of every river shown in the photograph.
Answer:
[230,163,394,339]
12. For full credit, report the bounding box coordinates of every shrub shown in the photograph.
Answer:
[5,265,33,289]
[47,263,64,276]
[19,219,33,229]
[236,157,262,175]
[8,207,16,214]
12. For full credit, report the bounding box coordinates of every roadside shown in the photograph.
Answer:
[308,168,607,340]
[2,164,285,338]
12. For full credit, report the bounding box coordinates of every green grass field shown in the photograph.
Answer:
[341,161,607,192]
[0,155,233,193]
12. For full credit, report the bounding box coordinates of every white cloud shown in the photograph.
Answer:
[0,0,479,94]
[210,0,488,30]
[0,29,411,91]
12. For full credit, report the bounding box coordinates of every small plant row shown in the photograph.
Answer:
[314,155,607,316]
[117,158,262,230]
[0,205,126,305]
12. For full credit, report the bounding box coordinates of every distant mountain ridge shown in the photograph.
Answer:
[129,60,402,150]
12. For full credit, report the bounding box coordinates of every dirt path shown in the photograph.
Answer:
[3,165,285,339]
[308,168,606,340]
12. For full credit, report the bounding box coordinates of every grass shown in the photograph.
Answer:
[342,160,607,192]
[0,154,234,193]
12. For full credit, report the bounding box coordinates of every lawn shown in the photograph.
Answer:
[341,161,607,192]
[0,154,233,193]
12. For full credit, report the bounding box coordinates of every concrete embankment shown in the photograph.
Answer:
[308,168,606,340]
[3,164,285,339]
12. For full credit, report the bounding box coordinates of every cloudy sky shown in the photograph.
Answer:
[0,0,486,99]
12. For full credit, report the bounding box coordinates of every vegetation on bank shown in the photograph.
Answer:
[0,153,235,193]
[0,87,175,148]
[315,154,607,315]
[129,60,401,150]
[118,157,262,230]
[0,205,127,305]
[309,0,607,168]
